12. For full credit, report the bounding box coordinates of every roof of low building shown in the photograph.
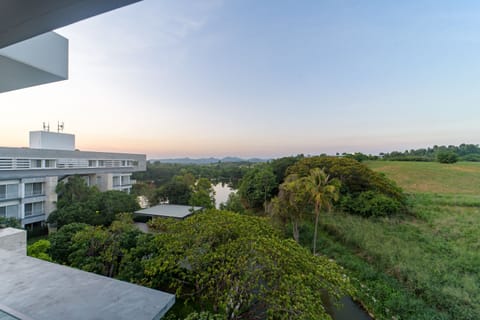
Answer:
[135,204,204,219]
[0,249,175,320]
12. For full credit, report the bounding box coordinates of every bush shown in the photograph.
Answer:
[437,151,458,164]
[27,239,52,261]
[341,191,402,217]
[0,217,21,228]
[459,154,480,162]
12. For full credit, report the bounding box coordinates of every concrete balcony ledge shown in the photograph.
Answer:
[0,248,175,320]
[0,227,26,255]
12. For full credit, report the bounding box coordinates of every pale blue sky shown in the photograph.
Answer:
[2,0,480,158]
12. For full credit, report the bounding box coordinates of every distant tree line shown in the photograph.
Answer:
[380,143,480,163]
[133,161,252,188]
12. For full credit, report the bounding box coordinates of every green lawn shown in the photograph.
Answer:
[314,161,480,320]
[365,161,480,194]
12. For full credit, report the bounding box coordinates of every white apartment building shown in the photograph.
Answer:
[0,130,146,227]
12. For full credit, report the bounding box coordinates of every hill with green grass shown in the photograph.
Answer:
[314,160,480,320]
[366,160,480,194]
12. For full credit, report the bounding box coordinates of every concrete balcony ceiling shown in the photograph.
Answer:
[0,32,68,93]
[0,0,142,49]
[0,0,142,93]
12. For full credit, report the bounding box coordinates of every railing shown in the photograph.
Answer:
[0,158,136,170]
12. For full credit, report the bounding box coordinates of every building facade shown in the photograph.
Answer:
[0,130,146,227]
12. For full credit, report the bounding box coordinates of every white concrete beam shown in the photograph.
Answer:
[0,32,68,93]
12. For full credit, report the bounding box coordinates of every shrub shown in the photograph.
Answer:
[341,191,402,217]
[0,217,21,228]
[437,151,458,164]
[27,239,52,261]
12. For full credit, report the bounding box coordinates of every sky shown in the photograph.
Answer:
[2,0,480,159]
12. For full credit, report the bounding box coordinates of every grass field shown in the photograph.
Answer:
[315,161,480,320]
[365,160,480,194]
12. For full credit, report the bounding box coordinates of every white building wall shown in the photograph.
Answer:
[44,176,58,221]
[30,131,75,151]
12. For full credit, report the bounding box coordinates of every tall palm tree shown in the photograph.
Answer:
[304,168,341,255]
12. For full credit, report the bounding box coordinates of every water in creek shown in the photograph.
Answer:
[326,296,373,320]
[213,183,236,208]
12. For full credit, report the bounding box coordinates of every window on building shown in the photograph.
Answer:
[24,202,44,217]
[31,160,42,168]
[0,184,19,200]
[121,176,131,186]
[98,160,105,167]
[88,160,97,167]
[24,182,44,197]
[0,205,19,218]
[96,176,102,186]
[45,160,56,168]
[112,176,121,187]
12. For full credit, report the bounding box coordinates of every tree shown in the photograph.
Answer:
[219,192,244,214]
[131,181,156,204]
[304,168,340,255]
[155,179,192,205]
[55,175,99,209]
[269,174,311,243]
[48,187,139,228]
[437,151,458,164]
[49,222,89,263]
[97,190,139,225]
[48,175,100,227]
[189,178,215,209]
[68,214,142,277]
[238,165,277,213]
[124,210,353,319]
[286,156,405,205]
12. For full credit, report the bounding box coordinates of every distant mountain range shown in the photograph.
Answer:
[148,157,269,164]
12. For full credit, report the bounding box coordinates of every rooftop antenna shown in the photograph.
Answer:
[43,122,50,132]
[57,121,64,133]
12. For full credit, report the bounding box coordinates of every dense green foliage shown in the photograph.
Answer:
[268,155,305,185]
[237,164,277,211]
[0,216,21,228]
[287,157,404,201]
[436,151,459,164]
[219,192,244,214]
[269,174,312,243]
[381,143,480,162]
[155,179,192,205]
[49,222,89,263]
[47,176,139,228]
[68,214,142,277]
[122,210,353,319]
[285,157,405,217]
[27,239,52,261]
[189,178,215,208]
[340,191,402,217]
[134,161,250,188]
